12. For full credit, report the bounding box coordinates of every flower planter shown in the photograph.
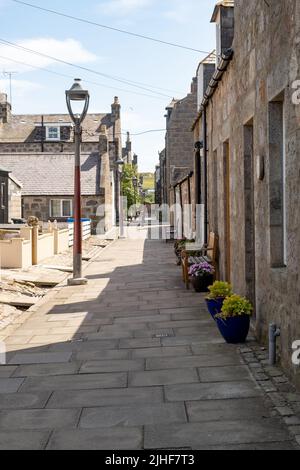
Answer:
[205,298,225,318]
[215,315,250,344]
[191,275,214,293]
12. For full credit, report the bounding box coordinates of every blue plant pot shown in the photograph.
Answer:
[205,298,224,318]
[215,315,250,344]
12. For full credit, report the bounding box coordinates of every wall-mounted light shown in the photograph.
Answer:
[194,141,203,151]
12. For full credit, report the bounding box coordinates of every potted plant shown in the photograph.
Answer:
[215,294,253,344]
[188,262,215,293]
[205,281,233,318]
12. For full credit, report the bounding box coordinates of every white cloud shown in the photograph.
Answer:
[0,38,98,73]
[100,0,152,15]
[0,78,42,97]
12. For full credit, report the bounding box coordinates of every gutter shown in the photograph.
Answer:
[191,48,234,131]
[172,171,194,188]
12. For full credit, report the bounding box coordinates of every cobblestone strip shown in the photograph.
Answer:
[239,344,300,449]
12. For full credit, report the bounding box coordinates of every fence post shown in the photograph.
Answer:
[32,226,39,265]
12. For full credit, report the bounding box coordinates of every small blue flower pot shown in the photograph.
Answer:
[215,315,250,344]
[205,298,224,318]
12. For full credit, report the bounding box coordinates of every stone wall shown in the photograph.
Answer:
[199,0,300,387]
[22,195,105,232]
[0,142,99,154]
[165,80,198,205]
[8,178,22,221]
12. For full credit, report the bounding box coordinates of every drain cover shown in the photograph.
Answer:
[154,333,175,338]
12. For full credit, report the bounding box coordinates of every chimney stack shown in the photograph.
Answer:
[0,93,11,124]
[111,96,121,122]
[211,0,235,62]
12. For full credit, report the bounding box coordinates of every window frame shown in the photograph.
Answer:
[46,126,61,141]
[50,199,73,218]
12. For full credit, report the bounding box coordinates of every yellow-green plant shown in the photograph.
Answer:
[218,294,253,319]
[207,281,233,300]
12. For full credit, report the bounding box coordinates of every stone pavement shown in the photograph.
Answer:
[0,236,298,450]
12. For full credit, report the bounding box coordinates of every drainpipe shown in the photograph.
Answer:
[203,105,208,245]
[269,323,281,366]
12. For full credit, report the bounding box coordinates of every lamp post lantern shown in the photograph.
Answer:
[66,79,90,286]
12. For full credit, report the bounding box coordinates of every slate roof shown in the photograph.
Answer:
[0,152,102,196]
[0,113,114,143]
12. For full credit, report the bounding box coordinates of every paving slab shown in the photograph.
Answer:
[8,352,72,365]
[146,355,242,371]
[0,391,51,409]
[74,349,130,362]
[13,362,80,378]
[198,365,253,383]
[20,372,127,393]
[0,409,80,430]
[129,368,199,387]
[165,381,263,402]
[0,366,18,378]
[131,346,191,359]
[115,314,171,324]
[47,427,143,450]
[0,430,51,450]
[161,335,224,347]
[79,359,144,374]
[0,377,24,394]
[48,339,118,352]
[203,442,297,450]
[119,338,161,349]
[144,419,292,449]
[186,398,272,422]
[79,403,187,428]
[47,387,164,409]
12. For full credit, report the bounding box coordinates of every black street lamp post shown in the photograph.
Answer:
[116,158,125,238]
[66,79,90,286]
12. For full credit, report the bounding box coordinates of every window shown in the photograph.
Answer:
[46,126,60,141]
[0,183,6,209]
[268,94,287,267]
[50,199,72,218]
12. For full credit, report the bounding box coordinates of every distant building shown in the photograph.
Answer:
[155,165,161,205]
[0,93,126,233]
[0,166,22,224]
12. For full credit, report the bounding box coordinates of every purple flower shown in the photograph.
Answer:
[188,262,215,277]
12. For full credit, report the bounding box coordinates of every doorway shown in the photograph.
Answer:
[223,142,231,282]
[244,122,256,311]
[0,173,9,224]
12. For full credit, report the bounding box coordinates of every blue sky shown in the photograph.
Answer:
[0,0,217,171]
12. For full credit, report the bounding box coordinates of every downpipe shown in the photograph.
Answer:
[269,323,281,366]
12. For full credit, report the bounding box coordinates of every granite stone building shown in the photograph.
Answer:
[0,167,22,224]
[194,0,300,387]
[0,93,125,233]
[164,80,198,208]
